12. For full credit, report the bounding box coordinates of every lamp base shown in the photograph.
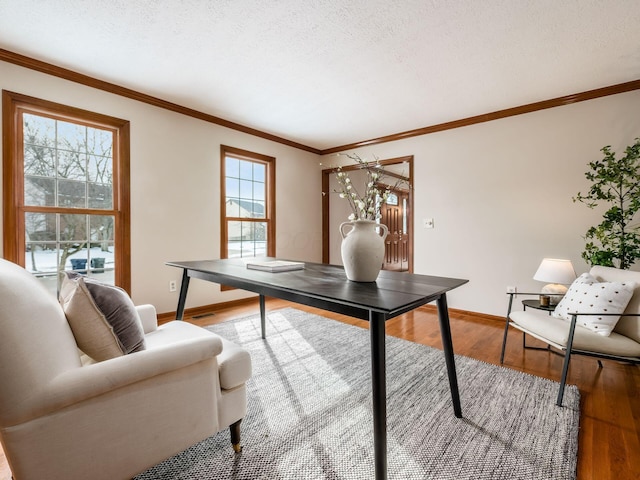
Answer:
[541,283,568,305]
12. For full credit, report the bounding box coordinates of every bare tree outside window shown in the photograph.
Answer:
[22,113,117,290]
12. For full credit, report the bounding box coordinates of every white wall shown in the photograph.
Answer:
[0,61,322,314]
[323,91,640,316]
[3,59,640,318]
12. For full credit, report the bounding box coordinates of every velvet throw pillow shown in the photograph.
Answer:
[59,272,146,361]
[552,272,636,336]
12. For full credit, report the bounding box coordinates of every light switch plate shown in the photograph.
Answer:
[423,218,434,229]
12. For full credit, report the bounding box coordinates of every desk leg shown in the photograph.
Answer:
[436,293,462,418]
[370,311,387,480]
[259,294,266,339]
[176,270,190,321]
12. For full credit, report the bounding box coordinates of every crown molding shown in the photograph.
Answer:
[320,78,640,155]
[0,48,321,154]
[3,48,639,156]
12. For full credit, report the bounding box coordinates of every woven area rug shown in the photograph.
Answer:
[136,308,580,480]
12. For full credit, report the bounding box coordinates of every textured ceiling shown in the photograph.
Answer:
[1,0,640,151]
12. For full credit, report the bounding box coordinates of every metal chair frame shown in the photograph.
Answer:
[500,292,640,406]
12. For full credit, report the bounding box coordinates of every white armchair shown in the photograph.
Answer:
[0,258,251,480]
[500,265,640,406]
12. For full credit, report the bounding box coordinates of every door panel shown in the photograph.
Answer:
[380,191,409,272]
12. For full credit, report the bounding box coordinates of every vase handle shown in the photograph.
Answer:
[377,223,389,240]
[339,221,354,239]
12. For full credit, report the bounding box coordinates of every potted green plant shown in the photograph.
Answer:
[574,137,640,269]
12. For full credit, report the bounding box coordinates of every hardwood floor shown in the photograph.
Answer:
[1,298,638,479]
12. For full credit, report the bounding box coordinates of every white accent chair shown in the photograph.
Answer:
[0,258,252,480]
[500,265,640,406]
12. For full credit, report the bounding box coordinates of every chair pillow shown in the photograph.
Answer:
[552,273,636,336]
[59,273,146,361]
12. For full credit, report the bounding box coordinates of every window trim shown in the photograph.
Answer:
[2,90,131,293]
[220,145,275,260]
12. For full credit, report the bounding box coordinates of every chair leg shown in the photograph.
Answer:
[500,294,515,364]
[556,314,578,407]
[230,419,242,453]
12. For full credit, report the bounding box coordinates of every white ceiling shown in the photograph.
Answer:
[1,0,640,151]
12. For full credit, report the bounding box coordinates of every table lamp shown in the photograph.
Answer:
[533,258,576,305]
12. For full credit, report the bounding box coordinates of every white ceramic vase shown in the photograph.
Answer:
[339,220,389,282]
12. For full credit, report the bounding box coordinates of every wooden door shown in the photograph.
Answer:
[380,190,409,272]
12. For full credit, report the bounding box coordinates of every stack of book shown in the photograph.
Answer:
[245,260,305,272]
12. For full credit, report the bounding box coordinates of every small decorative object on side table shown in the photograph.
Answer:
[522,298,555,314]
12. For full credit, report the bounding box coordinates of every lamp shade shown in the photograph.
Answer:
[533,258,576,285]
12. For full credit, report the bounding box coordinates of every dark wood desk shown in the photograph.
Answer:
[167,258,468,480]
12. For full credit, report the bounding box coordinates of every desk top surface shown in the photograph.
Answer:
[167,258,468,317]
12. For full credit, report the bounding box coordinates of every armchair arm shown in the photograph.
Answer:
[564,311,640,316]
[505,291,558,317]
[17,334,222,425]
[505,292,549,297]
[505,291,548,316]
[136,304,158,334]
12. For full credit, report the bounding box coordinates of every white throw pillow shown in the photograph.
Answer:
[552,273,636,336]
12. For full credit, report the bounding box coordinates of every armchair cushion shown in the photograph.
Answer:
[59,273,146,361]
[552,272,636,336]
[511,309,640,357]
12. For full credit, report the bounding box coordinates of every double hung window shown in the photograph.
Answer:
[221,145,275,259]
[2,91,130,294]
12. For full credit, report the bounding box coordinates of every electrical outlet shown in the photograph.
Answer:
[423,218,434,229]
[506,286,517,293]
[169,280,177,292]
